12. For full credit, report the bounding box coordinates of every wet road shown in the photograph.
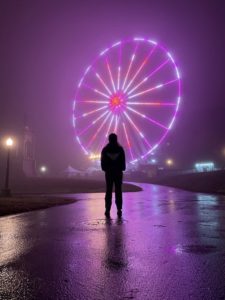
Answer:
[1,183,225,300]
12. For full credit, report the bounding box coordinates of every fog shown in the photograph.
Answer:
[0,0,225,174]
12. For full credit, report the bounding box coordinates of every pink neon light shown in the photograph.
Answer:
[122,44,138,90]
[128,78,178,99]
[75,105,107,119]
[126,101,176,106]
[124,45,156,93]
[79,100,109,104]
[124,111,152,148]
[106,59,116,93]
[96,73,112,95]
[86,112,111,147]
[123,122,134,160]
[127,106,168,130]
[114,115,119,133]
[77,110,108,136]
[74,37,181,164]
[83,84,110,99]
[127,59,169,95]
[97,114,114,153]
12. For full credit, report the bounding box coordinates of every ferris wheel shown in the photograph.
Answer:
[73,37,181,164]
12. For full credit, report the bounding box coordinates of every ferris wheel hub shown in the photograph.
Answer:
[109,92,127,114]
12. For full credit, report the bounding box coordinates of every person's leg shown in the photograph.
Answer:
[105,172,113,215]
[115,171,123,215]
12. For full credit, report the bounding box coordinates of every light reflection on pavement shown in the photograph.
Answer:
[0,182,225,299]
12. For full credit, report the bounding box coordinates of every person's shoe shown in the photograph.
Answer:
[117,210,122,218]
[105,211,110,218]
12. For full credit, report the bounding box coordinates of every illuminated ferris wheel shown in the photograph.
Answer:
[73,37,181,164]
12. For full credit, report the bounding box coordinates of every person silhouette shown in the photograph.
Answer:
[101,133,126,218]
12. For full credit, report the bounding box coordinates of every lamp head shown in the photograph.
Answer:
[6,138,14,147]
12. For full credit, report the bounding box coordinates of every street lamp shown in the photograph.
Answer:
[40,165,47,174]
[166,159,174,167]
[1,137,14,197]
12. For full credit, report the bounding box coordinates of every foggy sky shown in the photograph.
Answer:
[0,0,225,171]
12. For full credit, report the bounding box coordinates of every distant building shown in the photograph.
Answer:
[195,162,215,172]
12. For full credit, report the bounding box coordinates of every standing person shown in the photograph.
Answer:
[101,133,126,218]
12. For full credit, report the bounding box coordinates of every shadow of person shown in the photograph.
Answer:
[103,218,128,271]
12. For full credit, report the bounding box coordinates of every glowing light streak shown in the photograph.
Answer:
[100,48,109,56]
[123,122,134,160]
[127,58,170,96]
[112,41,121,47]
[92,110,109,125]
[80,105,107,118]
[122,45,138,90]
[77,100,109,104]
[167,52,175,63]
[117,67,121,91]
[124,45,156,93]
[78,77,84,88]
[128,79,178,99]
[175,66,180,79]
[117,44,122,90]
[84,65,91,75]
[126,101,176,106]
[127,106,168,130]
[97,114,114,154]
[123,112,152,148]
[148,40,157,45]
[106,59,116,93]
[105,115,115,138]
[77,110,108,136]
[114,115,119,133]
[134,37,145,41]
[96,73,112,95]
[168,116,176,129]
[148,59,169,77]
[86,112,111,147]
[83,83,110,99]
[94,88,111,99]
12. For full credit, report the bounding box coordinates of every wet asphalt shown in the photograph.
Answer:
[0,183,225,300]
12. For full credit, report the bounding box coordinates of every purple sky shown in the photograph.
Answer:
[0,0,225,171]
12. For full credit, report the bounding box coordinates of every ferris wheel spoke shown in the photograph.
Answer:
[106,58,116,93]
[113,115,119,133]
[124,113,150,157]
[83,83,110,99]
[75,105,107,119]
[123,111,152,149]
[121,44,138,90]
[127,106,168,130]
[127,58,169,96]
[77,110,108,136]
[106,115,115,137]
[117,44,122,90]
[95,114,115,154]
[95,72,113,96]
[86,112,111,148]
[123,45,156,93]
[126,101,176,106]
[123,122,134,160]
[128,78,178,99]
[77,100,109,104]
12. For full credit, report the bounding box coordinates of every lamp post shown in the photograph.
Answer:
[1,137,14,197]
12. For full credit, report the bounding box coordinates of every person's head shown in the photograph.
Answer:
[108,133,118,144]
